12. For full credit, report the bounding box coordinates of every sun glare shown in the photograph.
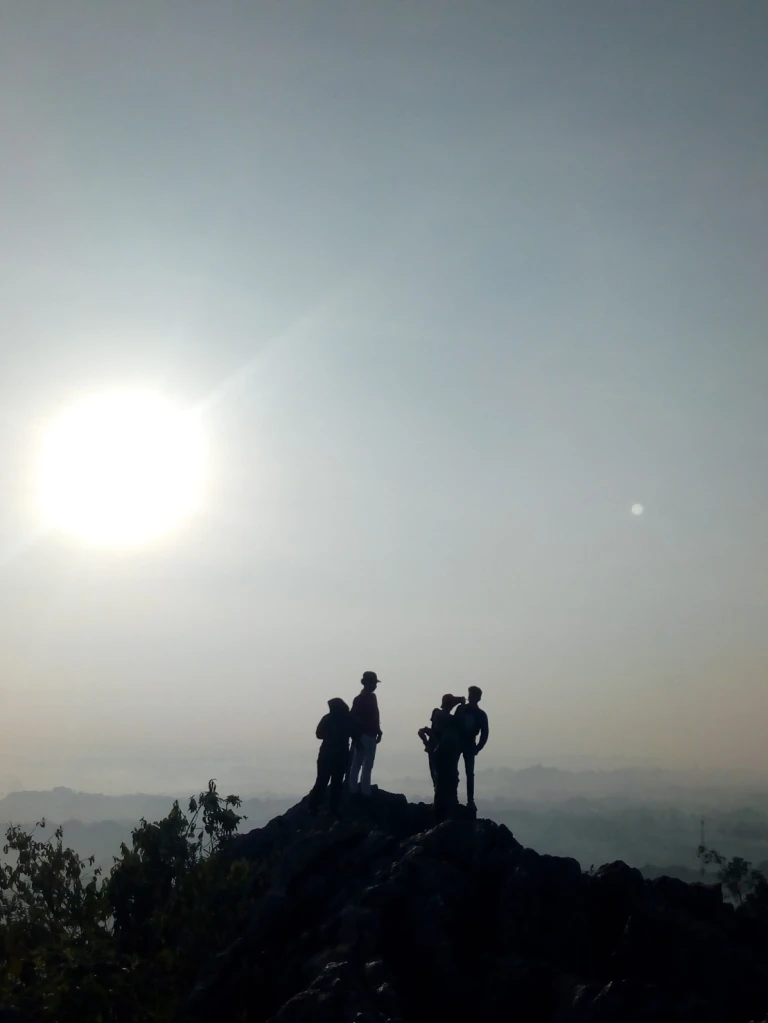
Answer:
[38,391,205,547]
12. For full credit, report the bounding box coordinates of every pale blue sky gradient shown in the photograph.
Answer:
[1,0,767,790]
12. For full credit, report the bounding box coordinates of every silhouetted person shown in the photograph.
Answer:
[455,685,489,809]
[308,698,359,816]
[418,725,439,791]
[430,694,465,822]
[349,671,382,797]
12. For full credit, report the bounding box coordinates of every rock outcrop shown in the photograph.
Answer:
[181,789,768,1022]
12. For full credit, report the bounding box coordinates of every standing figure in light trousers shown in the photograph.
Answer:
[348,671,382,796]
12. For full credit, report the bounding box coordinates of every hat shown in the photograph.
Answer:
[361,671,380,683]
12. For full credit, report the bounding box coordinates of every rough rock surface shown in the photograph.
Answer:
[180,789,768,1022]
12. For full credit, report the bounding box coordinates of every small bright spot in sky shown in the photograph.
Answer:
[37,390,205,547]
[631,503,645,516]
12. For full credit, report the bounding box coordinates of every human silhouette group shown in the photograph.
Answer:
[307,671,489,822]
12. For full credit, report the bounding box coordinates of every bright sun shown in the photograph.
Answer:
[38,391,205,547]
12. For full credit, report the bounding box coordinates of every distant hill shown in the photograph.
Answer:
[0,788,294,872]
[472,764,768,803]
[3,782,768,881]
[0,786,293,825]
[0,787,178,825]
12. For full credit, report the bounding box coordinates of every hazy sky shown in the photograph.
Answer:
[1,0,767,793]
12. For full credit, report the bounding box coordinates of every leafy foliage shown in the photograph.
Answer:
[0,781,260,1021]
[698,843,768,907]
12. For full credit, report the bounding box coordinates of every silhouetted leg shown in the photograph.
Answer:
[450,763,460,809]
[446,753,460,812]
[463,749,476,805]
[359,734,377,796]
[428,751,437,792]
[309,754,332,813]
[329,760,346,815]
[348,744,363,793]
[434,747,459,821]
[433,770,446,823]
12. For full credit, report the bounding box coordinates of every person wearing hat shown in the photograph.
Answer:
[348,671,382,797]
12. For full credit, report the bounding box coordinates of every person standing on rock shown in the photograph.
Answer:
[418,692,461,793]
[430,694,465,822]
[455,686,489,810]
[418,723,439,791]
[308,698,360,816]
[348,671,382,797]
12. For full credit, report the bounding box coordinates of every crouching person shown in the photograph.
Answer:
[308,698,359,816]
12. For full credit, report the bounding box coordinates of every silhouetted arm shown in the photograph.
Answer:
[475,711,489,754]
[374,695,382,743]
[316,715,330,741]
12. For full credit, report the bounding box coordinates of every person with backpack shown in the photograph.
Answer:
[418,693,462,793]
[455,685,489,809]
[348,671,382,797]
[418,723,439,791]
[308,698,360,816]
[428,693,466,822]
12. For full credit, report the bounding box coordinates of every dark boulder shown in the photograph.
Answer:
[648,875,723,920]
[180,789,768,1023]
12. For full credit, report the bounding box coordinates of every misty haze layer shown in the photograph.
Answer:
[5,769,768,889]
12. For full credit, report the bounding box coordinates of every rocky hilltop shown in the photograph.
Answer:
[181,789,768,1023]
